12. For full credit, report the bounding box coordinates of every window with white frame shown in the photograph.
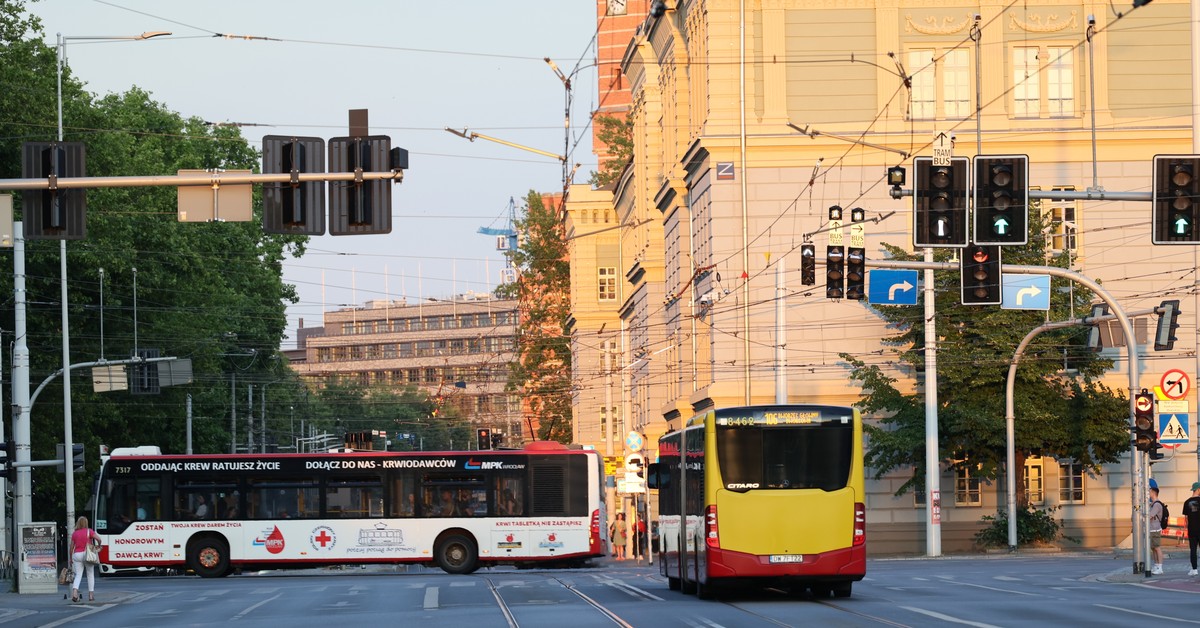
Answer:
[954,462,982,506]
[1058,462,1085,503]
[598,267,617,301]
[1048,186,1078,252]
[908,48,971,120]
[1012,45,1076,118]
[1024,457,1045,505]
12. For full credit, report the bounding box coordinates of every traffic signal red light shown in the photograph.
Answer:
[960,244,1002,305]
[1133,390,1159,458]
[477,428,492,450]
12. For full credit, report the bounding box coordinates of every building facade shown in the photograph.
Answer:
[290,295,524,442]
[567,0,1199,553]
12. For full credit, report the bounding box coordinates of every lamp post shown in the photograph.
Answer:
[53,29,170,538]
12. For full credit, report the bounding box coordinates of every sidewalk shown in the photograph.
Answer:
[1088,545,1200,594]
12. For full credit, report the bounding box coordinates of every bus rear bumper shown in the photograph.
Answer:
[707,544,866,581]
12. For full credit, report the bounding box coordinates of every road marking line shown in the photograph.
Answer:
[945,580,1039,596]
[39,604,112,628]
[1095,604,1200,624]
[423,586,439,610]
[230,592,281,621]
[901,606,1001,628]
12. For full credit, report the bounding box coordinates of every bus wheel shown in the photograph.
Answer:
[435,533,478,575]
[667,576,681,591]
[188,536,229,578]
[832,581,852,598]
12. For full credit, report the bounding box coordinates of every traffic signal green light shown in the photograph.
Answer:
[1152,155,1200,244]
[960,244,1002,305]
[914,156,968,248]
[973,155,1028,245]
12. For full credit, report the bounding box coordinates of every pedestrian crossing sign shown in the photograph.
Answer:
[1159,413,1189,446]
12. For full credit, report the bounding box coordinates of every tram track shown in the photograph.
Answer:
[482,575,636,628]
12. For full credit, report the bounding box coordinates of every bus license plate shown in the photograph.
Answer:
[769,554,803,563]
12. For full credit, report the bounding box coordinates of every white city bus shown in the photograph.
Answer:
[92,441,606,576]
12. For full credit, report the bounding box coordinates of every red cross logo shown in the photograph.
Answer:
[314,529,333,547]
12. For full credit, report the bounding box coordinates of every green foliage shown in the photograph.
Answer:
[588,114,633,188]
[973,505,1079,547]
[845,204,1130,497]
[505,191,572,443]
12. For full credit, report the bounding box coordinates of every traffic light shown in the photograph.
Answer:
[21,141,87,240]
[3,440,14,484]
[1085,303,1109,352]
[1133,390,1158,458]
[1152,155,1200,244]
[1155,299,1182,351]
[845,247,865,300]
[72,443,85,472]
[960,244,1002,305]
[328,136,393,235]
[800,243,816,285]
[263,135,326,235]
[973,155,1028,245]
[826,246,844,299]
[913,156,968,248]
[477,428,492,450]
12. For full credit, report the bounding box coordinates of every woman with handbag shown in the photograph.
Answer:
[69,516,100,603]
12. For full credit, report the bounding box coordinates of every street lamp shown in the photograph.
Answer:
[46,29,171,556]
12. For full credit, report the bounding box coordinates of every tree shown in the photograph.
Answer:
[0,1,307,521]
[505,191,572,443]
[588,114,633,188]
[844,206,1129,500]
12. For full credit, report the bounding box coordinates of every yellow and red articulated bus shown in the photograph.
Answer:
[92,441,606,577]
[648,404,865,598]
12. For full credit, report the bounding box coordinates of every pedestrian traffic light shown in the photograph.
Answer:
[72,443,85,472]
[1133,390,1158,455]
[477,428,491,450]
[845,247,865,300]
[21,141,87,240]
[960,244,1002,305]
[1152,155,1200,244]
[263,135,326,236]
[328,136,393,235]
[913,156,968,248]
[1155,299,1181,351]
[973,155,1028,245]
[800,243,816,285]
[826,245,844,299]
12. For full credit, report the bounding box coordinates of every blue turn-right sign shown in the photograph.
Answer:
[868,269,919,306]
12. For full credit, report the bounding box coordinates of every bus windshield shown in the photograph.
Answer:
[716,423,853,491]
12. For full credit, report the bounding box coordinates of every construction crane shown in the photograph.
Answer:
[480,198,519,285]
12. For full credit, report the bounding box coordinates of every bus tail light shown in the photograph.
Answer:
[590,509,602,553]
[705,505,720,548]
[853,502,866,546]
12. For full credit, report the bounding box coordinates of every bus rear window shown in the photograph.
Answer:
[716,424,853,492]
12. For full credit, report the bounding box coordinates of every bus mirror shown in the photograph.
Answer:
[646,462,661,489]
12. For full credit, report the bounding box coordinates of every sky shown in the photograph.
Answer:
[25,0,600,349]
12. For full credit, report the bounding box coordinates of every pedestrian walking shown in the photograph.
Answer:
[69,516,100,603]
[1183,482,1200,576]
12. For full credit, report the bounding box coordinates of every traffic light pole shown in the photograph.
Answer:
[869,258,1145,574]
